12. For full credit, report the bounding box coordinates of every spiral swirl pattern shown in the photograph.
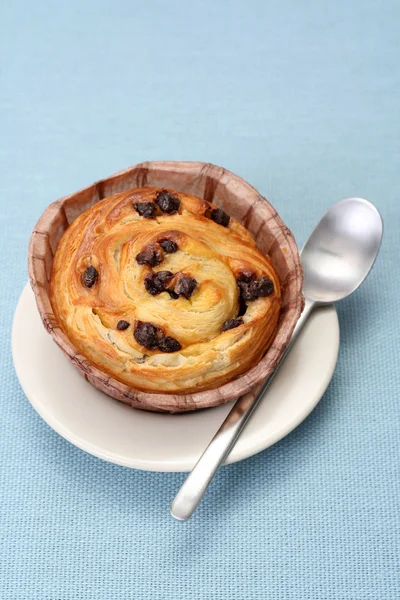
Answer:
[50,187,281,393]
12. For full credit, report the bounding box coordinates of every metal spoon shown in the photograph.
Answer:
[171,197,383,521]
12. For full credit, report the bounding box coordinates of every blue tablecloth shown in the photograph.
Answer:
[1,1,399,598]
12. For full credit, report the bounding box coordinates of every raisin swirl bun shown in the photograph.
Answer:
[49,186,282,394]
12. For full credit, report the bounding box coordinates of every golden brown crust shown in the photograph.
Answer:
[49,186,282,393]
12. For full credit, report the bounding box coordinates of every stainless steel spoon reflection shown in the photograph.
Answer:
[171,198,383,521]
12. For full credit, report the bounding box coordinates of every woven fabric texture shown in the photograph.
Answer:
[1,1,399,598]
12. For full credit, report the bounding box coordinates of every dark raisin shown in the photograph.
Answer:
[116,320,130,330]
[82,266,98,288]
[256,276,274,297]
[155,190,180,214]
[158,336,182,353]
[136,245,163,267]
[133,321,181,352]
[167,289,179,299]
[239,276,274,301]
[175,276,197,299]
[239,281,259,301]
[133,202,157,218]
[144,271,173,295]
[159,239,178,253]
[210,208,230,227]
[134,321,159,350]
[236,270,256,300]
[222,318,243,332]
[237,270,256,284]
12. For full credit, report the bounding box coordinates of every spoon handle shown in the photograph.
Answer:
[170,298,316,521]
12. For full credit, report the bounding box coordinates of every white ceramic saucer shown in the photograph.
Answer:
[12,284,339,472]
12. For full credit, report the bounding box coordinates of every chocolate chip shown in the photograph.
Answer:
[210,208,230,227]
[133,202,157,218]
[155,190,180,214]
[175,276,197,299]
[256,276,274,297]
[167,289,179,299]
[134,322,159,350]
[116,320,130,330]
[158,336,182,353]
[144,271,173,295]
[222,318,243,332]
[159,239,178,253]
[136,245,163,267]
[82,266,98,288]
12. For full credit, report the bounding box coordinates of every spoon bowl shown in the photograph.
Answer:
[301,198,383,304]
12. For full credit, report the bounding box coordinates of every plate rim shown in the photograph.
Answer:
[12,283,340,472]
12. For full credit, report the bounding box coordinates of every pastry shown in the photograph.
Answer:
[49,186,282,393]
